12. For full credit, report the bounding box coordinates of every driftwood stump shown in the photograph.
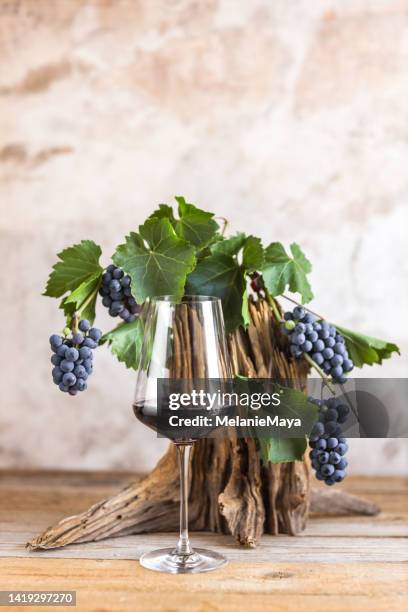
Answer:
[28,298,378,551]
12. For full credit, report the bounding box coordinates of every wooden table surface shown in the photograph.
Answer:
[0,470,407,611]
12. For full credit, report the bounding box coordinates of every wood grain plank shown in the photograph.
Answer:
[1,559,407,612]
[1,532,407,563]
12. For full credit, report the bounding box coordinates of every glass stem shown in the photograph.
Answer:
[175,443,193,556]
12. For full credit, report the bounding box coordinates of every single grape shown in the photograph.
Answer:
[65,347,79,361]
[109,279,121,293]
[76,378,87,391]
[331,354,343,367]
[331,365,344,379]
[326,437,338,449]
[311,422,325,436]
[111,300,124,313]
[329,451,341,465]
[336,443,348,456]
[72,332,84,345]
[303,313,316,324]
[110,291,124,301]
[60,359,75,373]
[112,268,124,279]
[318,451,329,464]
[325,408,338,422]
[293,306,305,320]
[58,382,69,393]
[52,367,63,383]
[79,346,92,360]
[290,345,302,358]
[83,337,97,349]
[120,308,130,321]
[312,352,324,365]
[322,361,332,373]
[79,319,91,332]
[313,339,325,352]
[62,372,76,387]
[51,354,62,366]
[88,328,102,342]
[334,342,346,355]
[321,464,335,477]
[73,364,87,378]
[315,438,327,451]
[292,333,306,346]
[343,359,354,372]
[83,358,93,373]
[318,327,329,340]
[50,334,63,349]
[325,336,336,348]
[337,404,349,420]
[56,344,68,357]
[325,422,338,436]
[322,347,334,360]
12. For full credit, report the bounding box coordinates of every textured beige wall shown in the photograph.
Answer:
[1,0,407,474]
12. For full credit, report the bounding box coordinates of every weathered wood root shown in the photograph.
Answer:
[28,297,371,552]
[310,488,380,516]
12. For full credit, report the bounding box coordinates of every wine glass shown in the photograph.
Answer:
[133,295,232,574]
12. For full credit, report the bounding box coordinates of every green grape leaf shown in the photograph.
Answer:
[185,253,246,333]
[148,203,176,224]
[100,318,145,370]
[113,217,196,302]
[334,325,400,368]
[255,386,318,463]
[261,242,313,303]
[61,273,102,325]
[258,437,307,464]
[243,235,264,271]
[44,240,103,298]
[211,233,247,257]
[174,196,219,250]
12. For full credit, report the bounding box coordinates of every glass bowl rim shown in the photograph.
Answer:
[146,295,221,304]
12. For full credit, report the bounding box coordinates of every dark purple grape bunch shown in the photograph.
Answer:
[49,319,102,395]
[282,306,354,384]
[99,264,141,323]
[309,397,349,486]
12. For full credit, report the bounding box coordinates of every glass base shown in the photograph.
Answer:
[139,547,227,574]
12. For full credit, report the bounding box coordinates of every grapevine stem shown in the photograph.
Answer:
[303,353,336,395]
[339,383,359,420]
[216,216,229,236]
[265,291,282,323]
[71,283,100,332]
